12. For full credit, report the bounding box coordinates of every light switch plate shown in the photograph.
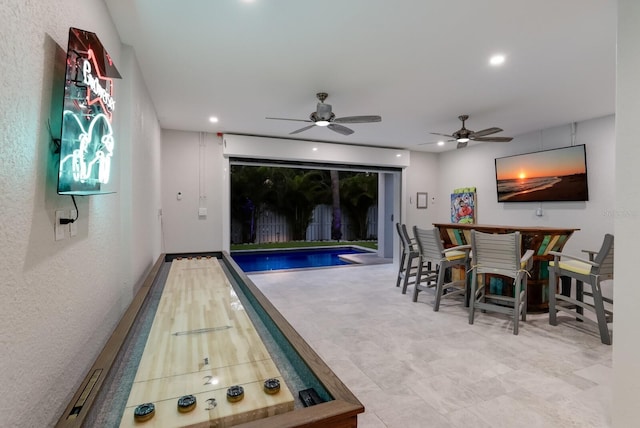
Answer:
[198,207,207,217]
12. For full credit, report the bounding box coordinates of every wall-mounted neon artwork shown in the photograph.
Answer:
[57,27,121,195]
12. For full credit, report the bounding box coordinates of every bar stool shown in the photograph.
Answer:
[412,226,471,310]
[468,230,533,335]
[548,234,614,345]
[395,223,420,294]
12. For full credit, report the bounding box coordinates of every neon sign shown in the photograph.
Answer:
[60,111,114,185]
[57,28,121,195]
[82,49,116,117]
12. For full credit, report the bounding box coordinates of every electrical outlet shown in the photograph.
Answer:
[69,209,78,236]
[55,210,66,241]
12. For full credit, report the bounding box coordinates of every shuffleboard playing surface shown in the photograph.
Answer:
[119,257,294,427]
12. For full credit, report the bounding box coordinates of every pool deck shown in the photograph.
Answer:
[338,253,392,265]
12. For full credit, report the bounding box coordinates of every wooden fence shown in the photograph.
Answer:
[231,204,378,244]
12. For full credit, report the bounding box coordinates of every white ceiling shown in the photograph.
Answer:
[104,0,616,152]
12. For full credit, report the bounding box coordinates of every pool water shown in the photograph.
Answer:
[231,247,372,272]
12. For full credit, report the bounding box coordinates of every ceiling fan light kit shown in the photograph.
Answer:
[266,92,382,136]
[423,114,514,149]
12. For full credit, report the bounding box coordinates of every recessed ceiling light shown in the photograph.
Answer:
[312,147,318,151]
[437,141,445,146]
[396,153,402,157]
[209,116,219,123]
[489,54,506,66]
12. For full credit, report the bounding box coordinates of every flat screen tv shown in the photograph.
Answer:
[495,145,589,202]
[57,27,121,195]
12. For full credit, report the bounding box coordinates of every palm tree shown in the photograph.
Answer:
[340,172,378,240]
[231,166,377,243]
[270,168,327,240]
[230,165,274,243]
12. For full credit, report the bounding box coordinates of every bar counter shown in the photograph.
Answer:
[433,223,579,312]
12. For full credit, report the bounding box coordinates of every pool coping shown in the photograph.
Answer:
[230,245,390,274]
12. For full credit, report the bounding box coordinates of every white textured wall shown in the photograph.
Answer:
[161,130,224,253]
[118,45,163,297]
[434,115,615,254]
[613,1,640,426]
[403,151,440,229]
[0,1,162,426]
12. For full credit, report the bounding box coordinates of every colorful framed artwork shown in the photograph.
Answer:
[451,191,476,224]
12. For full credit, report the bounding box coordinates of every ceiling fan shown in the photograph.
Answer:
[424,114,513,149]
[266,92,382,136]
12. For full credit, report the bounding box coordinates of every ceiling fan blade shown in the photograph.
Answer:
[327,123,354,136]
[266,117,313,123]
[289,124,316,135]
[430,132,456,138]
[457,141,468,149]
[418,138,455,146]
[334,115,382,124]
[470,127,502,138]
[472,136,513,142]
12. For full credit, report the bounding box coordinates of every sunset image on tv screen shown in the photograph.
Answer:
[495,145,588,202]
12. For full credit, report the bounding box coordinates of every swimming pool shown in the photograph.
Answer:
[231,246,374,272]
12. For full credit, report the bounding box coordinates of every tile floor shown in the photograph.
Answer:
[249,263,612,428]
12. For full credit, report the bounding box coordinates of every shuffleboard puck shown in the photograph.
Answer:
[263,378,281,394]
[133,402,155,422]
[177,395,197,413]
[226,385,244,402]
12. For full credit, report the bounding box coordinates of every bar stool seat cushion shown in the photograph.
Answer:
[549,259,592,275]
[444,249,467,261]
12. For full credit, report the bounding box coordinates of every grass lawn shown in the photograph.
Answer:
[230,241,378,251]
